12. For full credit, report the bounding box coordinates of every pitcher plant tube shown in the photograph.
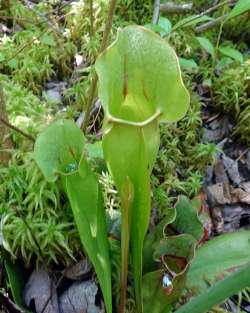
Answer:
[95,25,190,313]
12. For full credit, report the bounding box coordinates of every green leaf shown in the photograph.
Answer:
[176,262,250,313]
[196,36,215,59]
[63,160,112,313]
[216,56,234,70]
[143,235,196,313]
[158,17,172,37]
[96,26,189,313]
[171,196,203,241]
[153,234,196,275]
[34,120,112,313]
[173,15,214,31]
[228,0,250,19]
[145,17,172,38]
[143,208,176,274]
[186,231,250,294]
[179,58,198,70]
[34,119,85,182]
[5,256,32,313]
[96,26,189,125]
[219,46,243,63]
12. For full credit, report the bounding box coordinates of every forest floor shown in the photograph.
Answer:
[0,1,250,313]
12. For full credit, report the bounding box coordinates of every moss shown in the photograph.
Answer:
[213,60,250,144]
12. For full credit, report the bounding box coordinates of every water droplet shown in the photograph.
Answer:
[162,273,173,294]
[66,163,78,173]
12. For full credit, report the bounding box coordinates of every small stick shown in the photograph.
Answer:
[0,117,35,142]
[172,0,233,31]
[195,15,226,33]
[89,0,94,37]
[160,2,193,13]
[81,0,117,132]
[152,0,161,24]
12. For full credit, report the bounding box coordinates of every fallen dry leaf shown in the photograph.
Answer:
[24,267,59,313]
[59,280,103,313]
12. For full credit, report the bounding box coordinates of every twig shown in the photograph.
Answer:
[89,0,94,37]
[195,14,227,33]
[45,0,75,16]
[152,0,160,24]
[0,117,35,142]
[0,86,13,165]
[160,1,193,13]
[214,3,227,64]
[172,0,233,31]
[82,0,117,132]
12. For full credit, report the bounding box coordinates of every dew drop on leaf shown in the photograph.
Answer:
[66,163,78,173]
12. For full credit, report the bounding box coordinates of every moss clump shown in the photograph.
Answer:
[0,152,81,266]
[213,60,250,144]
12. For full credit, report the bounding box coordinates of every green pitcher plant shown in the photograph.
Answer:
[34,120,112,313]
[95,25,189,313]
[32,25,250,313]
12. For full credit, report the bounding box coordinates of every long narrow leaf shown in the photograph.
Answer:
[34,120,112,313]
[176,262,250,313]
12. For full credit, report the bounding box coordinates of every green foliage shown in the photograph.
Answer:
[153,96,216,216]
[177,262,250,313]
[96,25,189,313]
[227,0,250,19]
[115,0,152,25]
[64,0,107,61]
[34,120,112,313]
[0,74,50,140]
[1,151,80,265]
[214,61,250,114]
[4,253,33,312]
[142,196,203,313]
[186,231,250,294]
[1,1,250,311]
[213,60,250,143]
[142,198,250,313]
[0,2,76,93]
[196,36,215,59]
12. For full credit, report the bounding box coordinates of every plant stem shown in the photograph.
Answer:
[119,179,133,313]
[89,0,94,37]
[213,4,227,68]
[0,117,35,142]
[0,86,13,165]
[119,209,130,313]
[195,14,228,33]
[82,0,117,132]
[152,0,160,24]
